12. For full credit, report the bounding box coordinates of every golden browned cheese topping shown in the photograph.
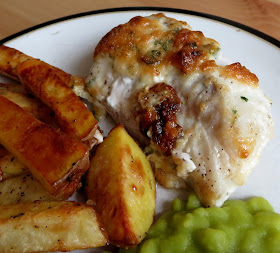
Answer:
[171,30,215,74]
[222,62,259,86]
[94,14,260,88]
[138,83,183,156]
[94,13,220,77]
[235,138,256,158]
[200,61,259,87]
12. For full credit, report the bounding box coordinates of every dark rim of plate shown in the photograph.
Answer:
[0,6,279,47]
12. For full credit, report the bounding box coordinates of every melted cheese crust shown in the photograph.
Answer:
[87,14,274,207]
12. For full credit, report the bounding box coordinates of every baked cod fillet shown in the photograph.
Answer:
[86,14,274,207]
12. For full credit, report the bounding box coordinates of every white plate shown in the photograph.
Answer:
[1,7,280,252]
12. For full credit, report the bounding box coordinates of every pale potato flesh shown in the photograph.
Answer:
[0,173,65,205]
[87,125,156,248]
[0,201,108,253]
[0,145,27,181]
[0,82,58,128]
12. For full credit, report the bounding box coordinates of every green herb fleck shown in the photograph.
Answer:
[154,40,161,46]
[202,43,220,55]
[232,109,237,114]
[190,42,197,47]
[232,116,238,126]
[151,50,161,57]
[241,96,248,102]
[154,39,173,51]
[173,27,180,34]
[162,39,173,51]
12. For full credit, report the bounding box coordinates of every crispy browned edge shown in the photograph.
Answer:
[0,94,89,197]
[0,45,101,148]
[0,82,58,127]
[0,82,58,182]
[0,45,31,81]
[0,45,84,87]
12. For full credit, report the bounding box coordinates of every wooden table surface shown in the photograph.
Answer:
[0,0,279,41]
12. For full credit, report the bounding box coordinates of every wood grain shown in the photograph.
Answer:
[0,0,279,41]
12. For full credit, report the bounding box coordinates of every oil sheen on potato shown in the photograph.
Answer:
[87,125,156,248]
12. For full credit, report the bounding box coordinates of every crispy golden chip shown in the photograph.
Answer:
[0,45,101,147]
[0,83,59,181]
[16,59,100,147]
[0,172,64,205]
[0,83,58,127]
[0,45,95,106]
[0,45,84,89]
[0,45,31,81]
[0,201,108,252]
[0,94,89,197]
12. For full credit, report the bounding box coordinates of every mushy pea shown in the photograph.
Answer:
[120,194,280,253]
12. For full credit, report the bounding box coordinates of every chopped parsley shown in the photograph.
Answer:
[241,96,249,102]
[151,50,161,57]
[173,27,180,34]
[154,39,173,51]
[162,39,173,51]
[142,50,161,65]
[232,116,238,126]
[190,42,197,47]
[202,43,220,55]
[232,109,237,114]
[154,40,161,46]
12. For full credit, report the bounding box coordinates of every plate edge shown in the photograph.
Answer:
[0,6,279,48]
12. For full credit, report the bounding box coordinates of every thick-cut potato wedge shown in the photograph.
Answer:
[16,59,100,147]
[0,95,89,197]
[87,125,156,248]
[0,145,27,181]
[0,173,65,205]
[0,201,108,252]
